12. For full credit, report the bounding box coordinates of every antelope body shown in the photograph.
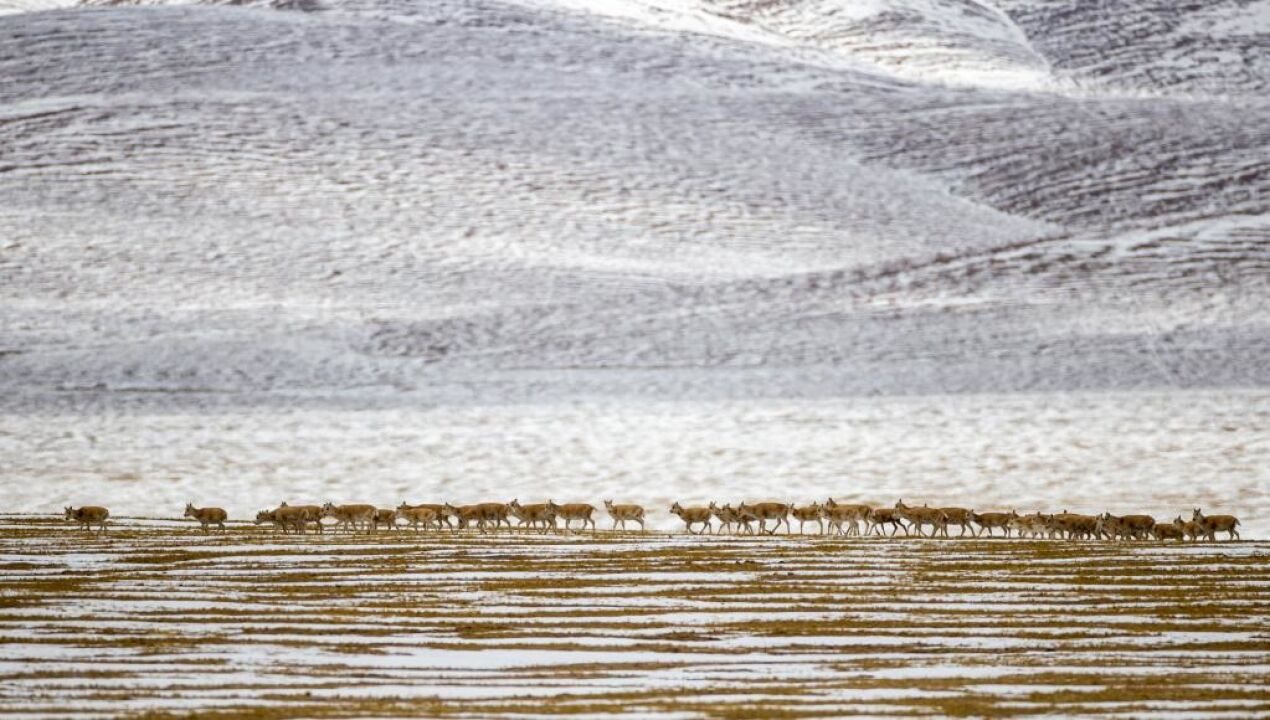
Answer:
[322,502,376,533]
[396,503,441,532]
[509,500,556,534]
[604,500,646,532]
[972,511,1014,538]
[1193,509,1240,541]
[373,508,399,532]
[867,507,906,536]
[64,506,108,533]
[550,502,596,533]
[741,502,791,535]
[791,503,825,534]
[823,499,870,536]
[184,503,227,534]
[938,507,976,537]
[670,502,712,534]
[894,500,946,537]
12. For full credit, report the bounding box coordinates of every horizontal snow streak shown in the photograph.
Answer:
[0,518,1267,717]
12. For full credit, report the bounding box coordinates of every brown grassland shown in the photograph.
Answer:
[0,516,1267,718]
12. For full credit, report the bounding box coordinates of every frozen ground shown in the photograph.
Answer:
[0,518,1267,718]
[0,3,1267,533]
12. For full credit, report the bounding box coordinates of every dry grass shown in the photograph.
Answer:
[0,516,1266,718]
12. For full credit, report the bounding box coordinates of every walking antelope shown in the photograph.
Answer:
[938,507,976,537]
[372,508,399,532]
[867,506,906,536]
[550,501,597,533]
[277,503,324,534]
[894,501,946,538]
[1049,511,1098,540]
[396,503,440,532]
[255,509,286,533]
[603,500,646,532]
[508,500,556,534]
[1193,509,1240,541]
[1009,512,1050,539]
[184,504,227,534]
[322,502,376,533]
[740,502,791,535]
[445,503,510,533]
[791,503,825,534]
[972,511,1014,538]
[399,503,454,531]
[64,506,109,533]
[1175,515,1203,542]
[823,499,870,537]
[669,502,713,534]
[1152,520,1185,541]
[710,503,753,535]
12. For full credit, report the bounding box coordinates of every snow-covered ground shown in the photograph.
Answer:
[0,0,1267,526]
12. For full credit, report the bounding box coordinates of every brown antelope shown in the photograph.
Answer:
[276,503,324,534]
[603,500,646,532]
[823,499,871,537]
[372,508,399,532]
[1152,520,1185,541]
[740,502,791,535]
[1009,512,1050,539]
[322,502,376,533]
[791,503,825,534]
[894,500,946,538]
[399,503,455,531]
[396,503,440,532]
[1175,515,1204,542]
[1193,509,1240,542]
[972,511,1014,538]
[550,501,596,533]
[184,503,227,534]
[64,506,109,533]
[1095,513,1124,540]
[445,503,511,533]
[867,506,906,536]
[1119,514,1156,541]
[508,500,556,534]
[670,502,713,534]
[938,507,976,537]
[711,503,753,535]
[1049,511,1098,540]
[255,509,286,533]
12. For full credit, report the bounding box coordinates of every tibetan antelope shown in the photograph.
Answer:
[603,500,646,532]
[445,503,510,533]
[1152,520,1185,541]
[740,502,791,535]
[322,502,376,533]
[938,506,976,537]
[508,500,556,534]
[1193,509,1240,541]
[823,499,870,537]
[1049,511,1098,540]
[894,500,946,538]
[971,511,1014,538]
[64,506,109,533]
[1175,515,1203,542]
[791,503,825,534]
[1009,512,1049,539]
[670,502,713,534]
[184,503,227,534]
[396,503,440,532]
[399,503,455,531]
[1115,514,1157,541]
[255,509,286,533]
[372,508,399,532]
[710,503,752,535]
[550,501,596,533]
[867,506,906,536]
[277,503,324,534]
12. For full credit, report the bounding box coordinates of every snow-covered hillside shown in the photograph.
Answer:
[1,0,1267,402]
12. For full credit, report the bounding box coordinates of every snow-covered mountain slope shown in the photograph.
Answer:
[0,0,1267,403]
